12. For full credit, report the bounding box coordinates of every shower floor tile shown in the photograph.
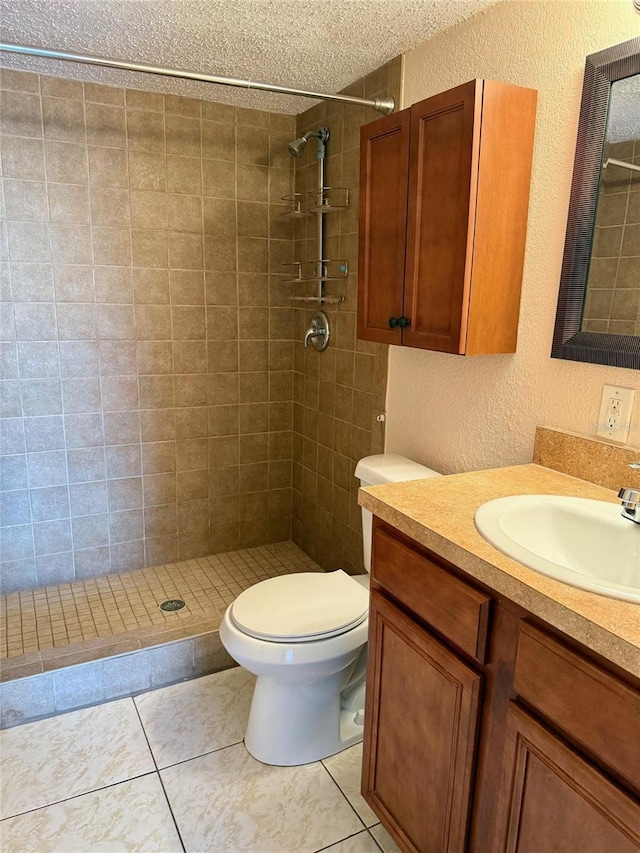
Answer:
[0,541,322,681]
[0,668,402,853]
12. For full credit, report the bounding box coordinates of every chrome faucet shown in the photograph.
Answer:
[619,462,640,524]
[303,311,330,352]
[304,326,325,348]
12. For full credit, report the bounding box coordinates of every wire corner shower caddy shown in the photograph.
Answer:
[283,126,350,307]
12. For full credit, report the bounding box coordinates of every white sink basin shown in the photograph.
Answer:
[474,495,640,604]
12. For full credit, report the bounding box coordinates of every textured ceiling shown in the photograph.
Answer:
[0,0,498,113]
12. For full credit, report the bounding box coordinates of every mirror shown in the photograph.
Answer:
[552,37,640,369]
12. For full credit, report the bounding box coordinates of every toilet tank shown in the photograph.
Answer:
[355,454,442,572]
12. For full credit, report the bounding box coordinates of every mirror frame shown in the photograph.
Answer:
[552,36,640,369]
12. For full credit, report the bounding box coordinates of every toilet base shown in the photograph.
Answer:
[244,661,367,766]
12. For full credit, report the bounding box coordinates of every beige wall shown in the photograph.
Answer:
[386,1,640,473]
[0,68,295,592]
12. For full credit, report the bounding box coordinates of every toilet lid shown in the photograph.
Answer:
[230,570,369,642]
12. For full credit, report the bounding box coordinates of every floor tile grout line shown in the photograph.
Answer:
[131,697,187,853]
[366,825,389,853]
[155,770,187,853]
[366,828,386,853]
[316,759,369,831]
[0,769,159,823]
[130,694,161,772]
[320,759,380,832]
[151,735,246,773]
[311,827,384,853]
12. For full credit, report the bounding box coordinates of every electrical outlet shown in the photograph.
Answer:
[596,385,635,443]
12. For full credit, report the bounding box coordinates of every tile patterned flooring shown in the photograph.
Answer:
[0,666,401,852]
[1,541,322,680]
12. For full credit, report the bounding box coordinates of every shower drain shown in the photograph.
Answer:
[159,599,186,612]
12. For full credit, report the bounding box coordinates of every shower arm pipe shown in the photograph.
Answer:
[0,42,396,114]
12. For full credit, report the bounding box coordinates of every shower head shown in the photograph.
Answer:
[288,136,308,158]
[287,127,330,158]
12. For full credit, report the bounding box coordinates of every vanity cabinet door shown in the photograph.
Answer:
[492,702,640,852]
[362,591,482,853]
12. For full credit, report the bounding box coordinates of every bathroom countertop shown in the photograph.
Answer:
[359,463,640,678]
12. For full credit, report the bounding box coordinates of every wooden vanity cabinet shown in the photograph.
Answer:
[492,703,640,852]
[364,591,482,853]
[357,79,537,355]
[489,622,640,851]
[362,522,491,852]
[362,519,640,853]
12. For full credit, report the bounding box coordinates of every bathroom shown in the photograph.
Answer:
[1,1,639,850]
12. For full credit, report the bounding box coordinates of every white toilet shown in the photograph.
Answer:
[219,453,441,766]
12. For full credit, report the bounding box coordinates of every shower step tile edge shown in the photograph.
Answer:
[0,630,235,729]
[0,614,223,682]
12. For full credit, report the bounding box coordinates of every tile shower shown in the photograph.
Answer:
[0,68,297,592]
[581,138,640,336]
[291,60,400,575]
[0,59,399,721]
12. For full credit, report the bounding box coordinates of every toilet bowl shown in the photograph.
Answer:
[220,453,442,766]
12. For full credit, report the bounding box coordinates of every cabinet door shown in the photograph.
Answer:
[403,81,481,353]
[492,702,640,852]
[357,109,410,344]
[362,591,482,852]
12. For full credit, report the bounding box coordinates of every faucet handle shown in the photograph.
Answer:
[618,486,640,524]
[303,311,330,352]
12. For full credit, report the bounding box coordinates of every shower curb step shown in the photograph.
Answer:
[0,630,235,729]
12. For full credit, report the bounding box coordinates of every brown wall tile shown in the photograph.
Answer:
[289,59,397,571]
[84,83,124,106]
[1,91,43,138]
[1,69,298,593]
[88,146,127,187]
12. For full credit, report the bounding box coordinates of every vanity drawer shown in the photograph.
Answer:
[371,524,491,663]
[514,622,640,792]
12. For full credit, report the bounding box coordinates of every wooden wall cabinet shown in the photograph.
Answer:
[362,520,640,853]
[357,80,537,355]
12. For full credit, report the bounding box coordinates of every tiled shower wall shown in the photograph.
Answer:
[582,138,640,336]
[0,67,296,593]
[291,59,400,574]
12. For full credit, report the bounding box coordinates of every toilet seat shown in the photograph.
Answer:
[230,570,369,643]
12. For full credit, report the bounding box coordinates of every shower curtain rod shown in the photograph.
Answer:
[0,42,396,114]
[604,157,640,174]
